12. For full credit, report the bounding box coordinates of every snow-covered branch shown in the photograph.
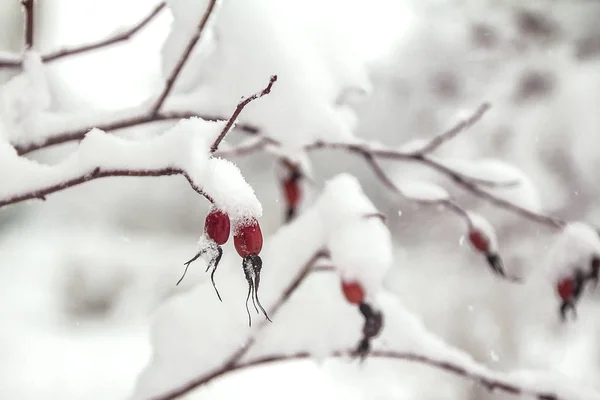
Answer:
[0,75,276,211]
[217,103,564,230]
[0,2,167,68]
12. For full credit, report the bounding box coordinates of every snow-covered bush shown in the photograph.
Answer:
[2,1,600,399]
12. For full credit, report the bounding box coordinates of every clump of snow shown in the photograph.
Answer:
[396,179,450,202]
[0,51,51,143]
[467,211,499,252]
[317,174,378,235]
[328,217,393,297]
[546,222,600,280]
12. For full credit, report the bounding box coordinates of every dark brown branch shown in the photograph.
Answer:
[160,350,563,400]
[15,111,258,156]
[416,102,491,155]
[43,2,166,63]
[0,166,212,209]
[1,2,166,68]
[210,75,278,152]
[22,0,34,49]
[150,0,218,114]
[149,250,328,400]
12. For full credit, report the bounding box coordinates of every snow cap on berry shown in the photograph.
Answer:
[467,212,498,254]
[547,222,600,282]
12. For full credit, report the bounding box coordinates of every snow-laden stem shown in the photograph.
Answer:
[14,111,259,156]
[150,0,219,114]
[0,166,213,208]
[0,2,166,68]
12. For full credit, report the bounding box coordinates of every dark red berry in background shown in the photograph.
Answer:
[205,209,230,245]
[469,230,489,253]
[557,277,574,300]
[283,178,301,208]
[234,218,263,257]
[342,280,364,304]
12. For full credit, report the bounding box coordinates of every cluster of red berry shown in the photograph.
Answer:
[178,208,270,326]
[341,280,384,361]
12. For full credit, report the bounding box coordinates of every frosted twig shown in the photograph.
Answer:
[148,250,328,400]
[415,103,491,155]
[22,0,35,50]
[156,350,576,400]
[210,75,278,152]
[15,111,259,156]
[150,0,219,114]
[0,2,166,68]
[0,166,213,208]
[215,106,564,230]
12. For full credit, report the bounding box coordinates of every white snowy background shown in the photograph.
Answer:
[1,0,600,399]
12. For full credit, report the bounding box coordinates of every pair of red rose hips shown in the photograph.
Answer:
[179,208,270,326]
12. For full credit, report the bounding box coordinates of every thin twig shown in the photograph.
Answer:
[148,250,328,400]
[150,0,218,114]
[15,111,259,156]
[156,350,570,400]
[1,2,166,68]
[22,0,34,49]
[43,2,166,63]
[415,103,491,155]
[210,75,278,153]
[0,166,212,208]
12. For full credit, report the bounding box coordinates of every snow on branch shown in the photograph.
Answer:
[217,103,564,230]
[0,75,276,212]
[0,2,167,68]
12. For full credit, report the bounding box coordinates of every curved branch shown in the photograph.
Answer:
[0,166,212,208]
[151,350,569,400]
[1,2,167,68]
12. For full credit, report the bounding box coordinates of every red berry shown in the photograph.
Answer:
[234,218,263,257]
[341,281,364,304]
[283,178,301,207]
[557,277,574,300]
[469,230,489,253]
[205,209,230,245]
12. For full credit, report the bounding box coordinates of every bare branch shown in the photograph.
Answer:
[416,102,491,155]
[0,166,212,209]
[150,0,218,114]
[210,75,278,152]
[1,2,166,69]
[15,111,259,156]
[43,2,166,63]
[22,0,34,49]
[149,250,328,400]
[158,350,569,400]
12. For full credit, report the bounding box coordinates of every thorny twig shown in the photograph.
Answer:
[1,2,167,68]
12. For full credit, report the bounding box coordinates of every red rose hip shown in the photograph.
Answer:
[469,230,489,253]
[341,280,364,304]
[557,277,574,300]
[205,209,230,245]
[283,178,301,207]
[234,218,263,257]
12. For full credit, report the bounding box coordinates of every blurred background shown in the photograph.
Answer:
[1,0,600,399]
